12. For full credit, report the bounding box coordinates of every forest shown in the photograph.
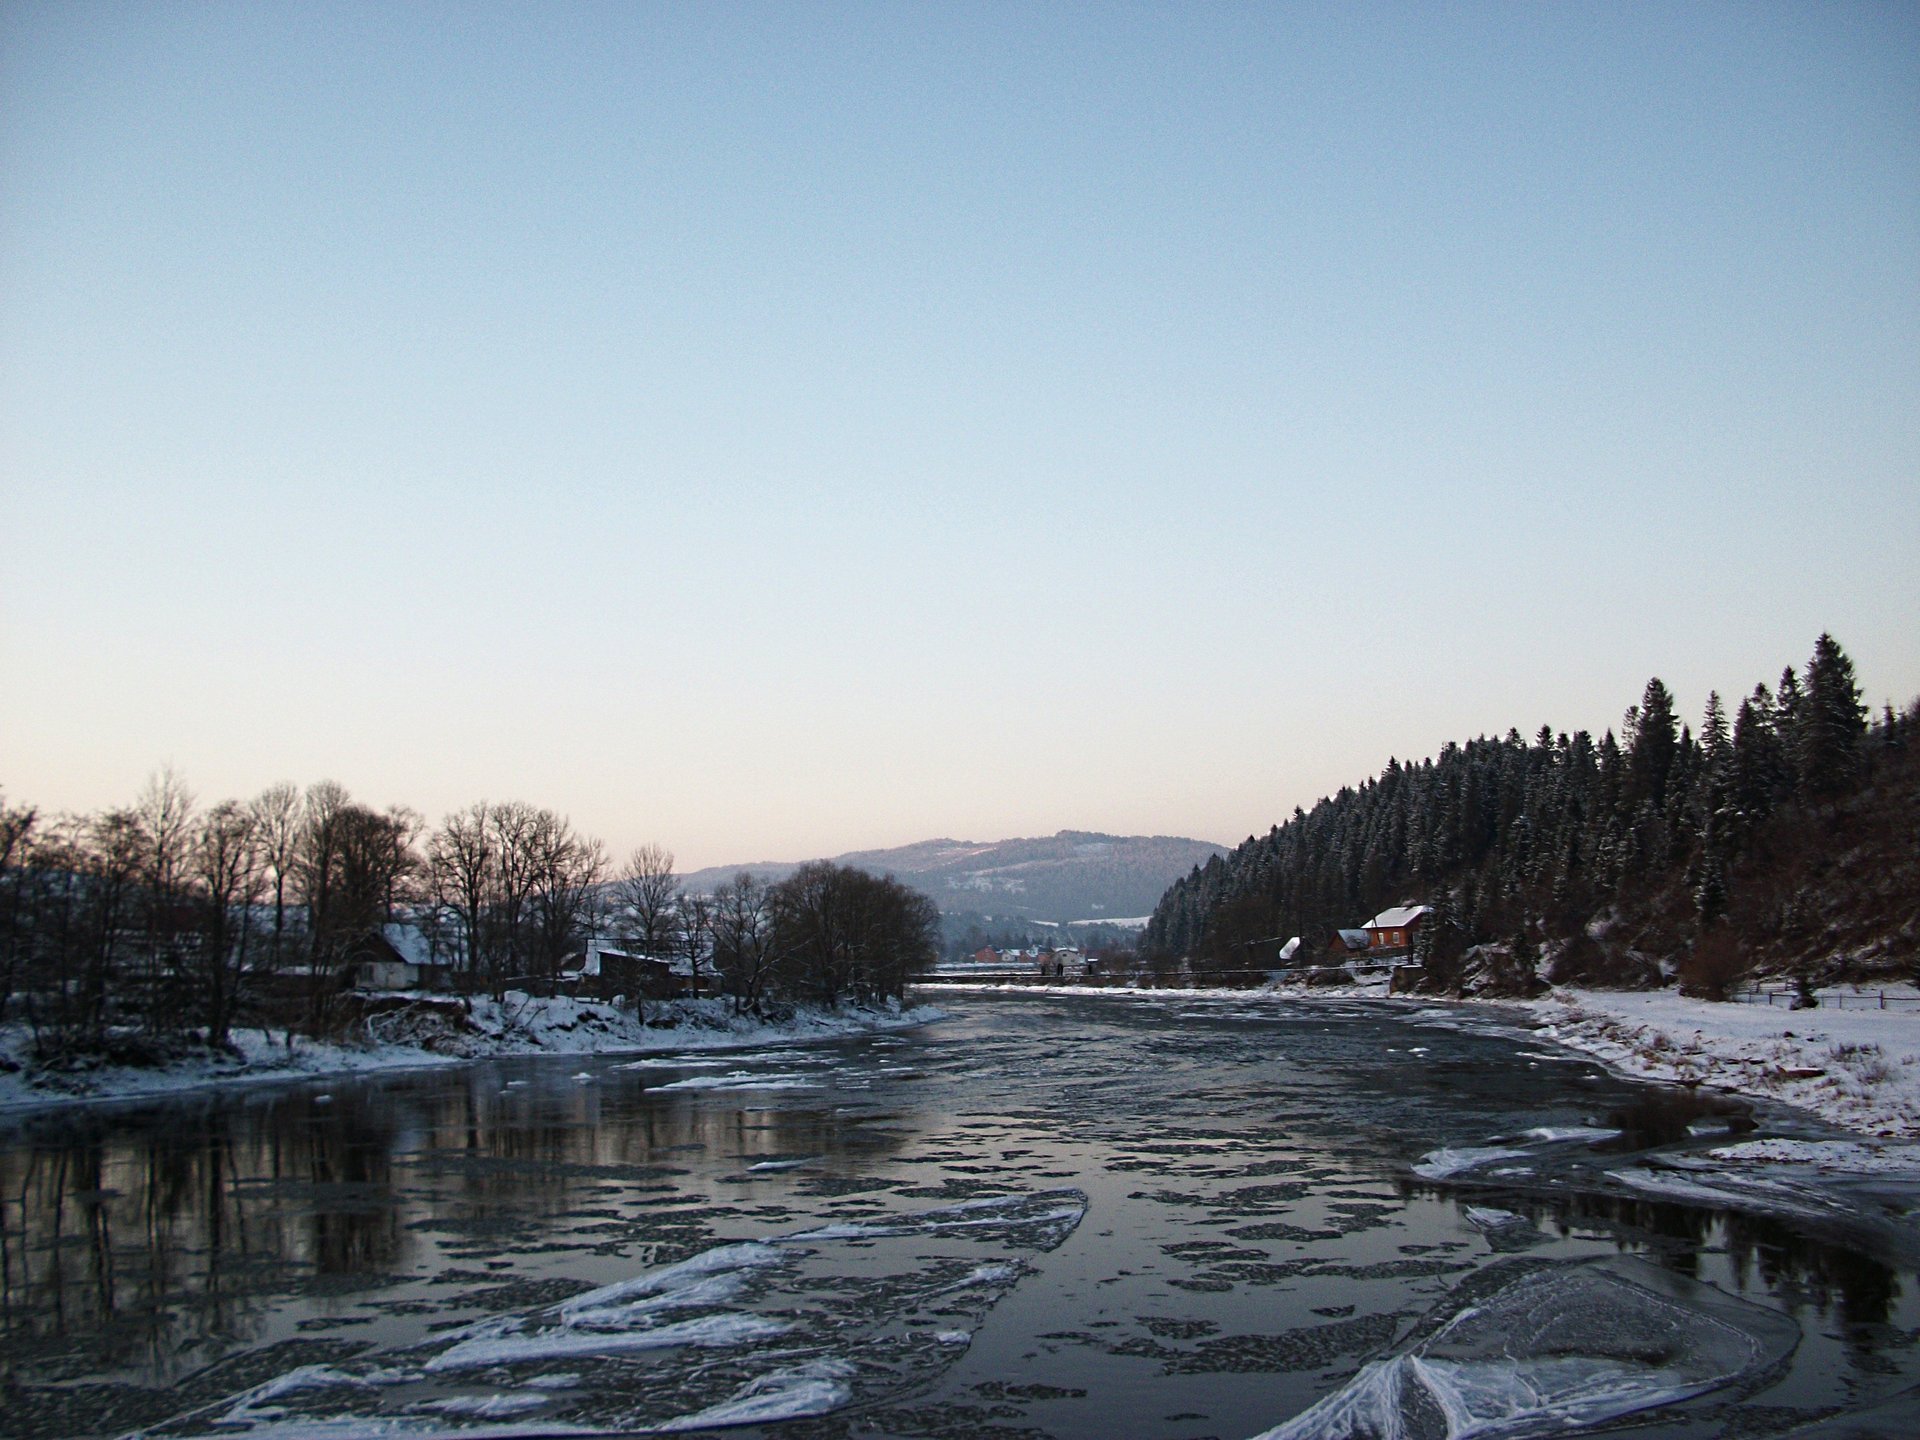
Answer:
[0,782,938,1066]
[1145,635,1918,997]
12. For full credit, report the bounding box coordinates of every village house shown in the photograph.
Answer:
[564,941,685,1002]
[1363,905,1430,956]
[1327,928,1372,958]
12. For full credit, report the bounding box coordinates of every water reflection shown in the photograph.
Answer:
[0,997,1911,1440]
[0,1059,913,1393]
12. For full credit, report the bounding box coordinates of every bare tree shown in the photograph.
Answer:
[0,793,38,1004]
[381,804,426,922]
[295,784,415,1027]
[136,765,196,1023]
[297,781,351,1024]
[770,863,938,1006]
[678,891,714,1004]
[710,873,780,1015]
[428,801,494,994]
[527,811,608,994]
[249,782,302,975]
[191,800,263,1047]
[487,801,541,993]
[64,809,145,1048]
[617,844,682,960]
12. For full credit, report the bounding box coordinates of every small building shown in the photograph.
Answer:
[1364,905,1430,956]
[1329,929,1372,957]
[381,920,460,991]
[567,942,681,1001]
[345,931,419,992]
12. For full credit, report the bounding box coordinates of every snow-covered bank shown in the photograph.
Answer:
[0,995,948,1114]
[1530,987,1920,1139]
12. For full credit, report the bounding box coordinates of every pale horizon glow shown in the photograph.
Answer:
[3,4,1916,870]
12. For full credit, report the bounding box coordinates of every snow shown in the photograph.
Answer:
[1529,987,1920,1139]
[0,997,948,1114]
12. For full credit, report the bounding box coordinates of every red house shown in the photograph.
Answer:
[1364,905,1430,955]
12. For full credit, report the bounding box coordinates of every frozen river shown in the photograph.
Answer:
[1,991,1916,1439]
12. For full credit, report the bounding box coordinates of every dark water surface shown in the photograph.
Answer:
[1,991,1915,1439]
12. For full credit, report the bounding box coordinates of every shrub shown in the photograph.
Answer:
[1677,925,1749,1001]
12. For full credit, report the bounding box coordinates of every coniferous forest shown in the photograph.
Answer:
[1145,635,1919,997]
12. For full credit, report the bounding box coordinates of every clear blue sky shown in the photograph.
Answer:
[4,2,1916,868]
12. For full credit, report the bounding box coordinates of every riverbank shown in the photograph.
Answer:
[0,994,948,1113]
[922,979,1920,1140]
[1529,986,1920,1139]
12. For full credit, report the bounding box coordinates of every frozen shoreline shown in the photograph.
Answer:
[1528,986,1920,1140]
[924,979,1920,1141]
[0,995,949,1115]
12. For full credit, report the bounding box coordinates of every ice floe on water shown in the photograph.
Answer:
[1520,1125,1620,1144]
[652,1358,855,1432]
[1250,1256,1798,1440]
[1707,1138,1920,1176]
[1462,1206,1548,1253]
[651,1071,822,1091]
[141,1189,1088,1440]
[1412,1125,1622,1182]
[1412,1145,1533,1180]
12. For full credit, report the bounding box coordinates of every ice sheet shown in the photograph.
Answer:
[148,1188,1088,1440]
[1413,1146,1531,1180]
[1250,1257,1798,1440]
[654,1359,855,1431]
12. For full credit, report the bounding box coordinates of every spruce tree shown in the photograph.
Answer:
[1798,633,1867,797]
[1627,678,1679,812]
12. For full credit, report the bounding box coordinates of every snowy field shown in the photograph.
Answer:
[0,994,948,1113]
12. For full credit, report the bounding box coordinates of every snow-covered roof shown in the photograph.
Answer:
[381,922,435,968]
[1278,936,1301,961]
[1335,929,1372,950]
[575,941,682,977]
[1366,905,1430,930]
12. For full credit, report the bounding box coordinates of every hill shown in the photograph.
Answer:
[682,831,1227,927]
[1146,634,1918,998]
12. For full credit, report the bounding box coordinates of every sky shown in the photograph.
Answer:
[3,2,1916,870]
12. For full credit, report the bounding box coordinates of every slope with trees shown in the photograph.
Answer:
[1145,635,1916,998]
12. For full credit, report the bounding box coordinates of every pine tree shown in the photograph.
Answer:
[1776,667,1806,793]
[1627,677,1679,812]
[1798,633,1867,798]
[1730,684,1785,829]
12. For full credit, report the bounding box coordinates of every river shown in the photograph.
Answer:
[0,991,1915,1439]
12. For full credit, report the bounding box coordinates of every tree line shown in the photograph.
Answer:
[0,779,938,1062]
[1144,634,1913,992]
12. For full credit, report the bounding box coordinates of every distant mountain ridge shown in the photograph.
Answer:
[680,830,1227,924]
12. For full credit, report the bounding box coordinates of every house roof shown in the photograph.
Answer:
[1335,928,1372,950]
[1366,905,1430,930]
[382,922,435,968]
[1278,937,1301,960]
